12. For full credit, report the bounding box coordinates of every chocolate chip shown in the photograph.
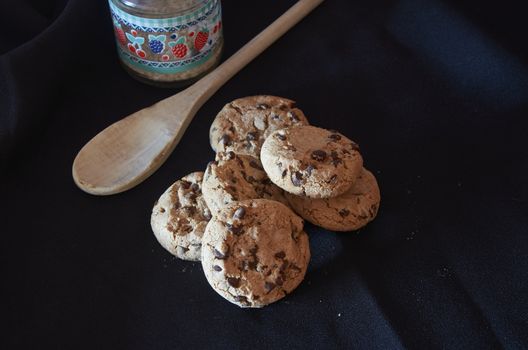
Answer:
[257,103,269,109]
[246,132,257,141]
[184,206,196,215]
[350,142,360,151]
[274,251,286,259]
[306,164,315,176]
[291,171,303,186]
[248,261,257,270]
[249,160,263,170]
[226,151,236,159]
[247,176,256,183]
[331,151,342,166]
[339,209,350,217]
[226,185,238,193]
[311,150,327,161]
[190,183,200,192]
[275,276,284,286]
[228,126,235,133]
[281,170,287,178]
[369,204,378,218]
[287,111,300,122]
[328,174,338,183]
[280,260,289,272]
[264,282,276,293]
[226,223,243,235]
[329,133,342,141]
[176,246,189,256]
[291,230,299,242]
[272,114,280,120]
[213,265,223,271]
[214,249,227,259]
[275,133,286,141]
[219,134,231,146]
[290,264,302,272]
[227,277,241,288]
[234,295,248,302]
[261,178,272,185]
[233,207,246,219]
[181,180,191,189]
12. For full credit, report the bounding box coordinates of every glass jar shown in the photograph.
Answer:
[108,0,223,87]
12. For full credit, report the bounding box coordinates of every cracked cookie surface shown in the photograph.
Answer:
[151,172,212,261]
[261,125,363,198]
[202,151,289,214]
[201,199,310,308]
[209,95,309,158]
[286,168,380,231]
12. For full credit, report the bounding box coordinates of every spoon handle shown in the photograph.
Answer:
[177,0,325,104]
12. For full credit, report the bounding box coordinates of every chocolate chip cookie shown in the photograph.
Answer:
[201,151,289,214]
[209,96,309,158]
[260,125,363,198]
[151,172,212,261]
[201,199,310,308]
[286,168,380,231]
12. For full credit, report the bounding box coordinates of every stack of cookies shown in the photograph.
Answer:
[150,95,380,308]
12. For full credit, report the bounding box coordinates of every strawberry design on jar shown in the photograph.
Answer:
[169,37,188,59]
[194,28,209,52]
[113,20,127,46]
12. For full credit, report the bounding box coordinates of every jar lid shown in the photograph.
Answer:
[116,0,208,17]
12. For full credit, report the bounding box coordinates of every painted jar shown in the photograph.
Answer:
[109,0,223,87]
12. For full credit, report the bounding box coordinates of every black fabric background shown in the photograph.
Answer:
[2,0,528,349]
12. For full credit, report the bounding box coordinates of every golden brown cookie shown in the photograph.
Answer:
[201,199,310,308]
[209,96,309,158]
[261,125,363,198]
[151,172,212,261]
[201,151,289,214]
[286,168,380,231]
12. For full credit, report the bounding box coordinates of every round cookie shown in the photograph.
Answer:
[202,151,289,214]
[261,125,363,198]
[209,95,309,158]
[151,172,212,261]
[286,168,380,231]
[201,199,310,308]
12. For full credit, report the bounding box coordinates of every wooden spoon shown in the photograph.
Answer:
[73,0,325,195]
